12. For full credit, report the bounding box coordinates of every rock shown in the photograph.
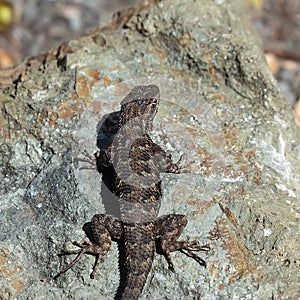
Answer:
[0,0,299,299]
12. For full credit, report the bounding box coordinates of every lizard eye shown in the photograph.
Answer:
[137,98,143,105]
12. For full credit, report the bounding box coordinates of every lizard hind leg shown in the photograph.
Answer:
[54,214,122,279]
[154,214,210,271]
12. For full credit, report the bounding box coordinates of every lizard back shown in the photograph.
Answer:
[111,85,162,299]
[111,84,162,223]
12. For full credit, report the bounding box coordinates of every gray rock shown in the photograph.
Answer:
[0,0,299,299]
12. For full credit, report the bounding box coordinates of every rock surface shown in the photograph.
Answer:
[0,0,299,299]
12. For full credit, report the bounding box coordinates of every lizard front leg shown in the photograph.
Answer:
[154,214,209,272]
[54,214,122,279]
[150,145,184,174]
[74,149,112,172]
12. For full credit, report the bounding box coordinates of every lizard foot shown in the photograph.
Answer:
[179,241,210,267]
[54,240,107,279]
[178,241,210,268]
[158,239,210,270]
[166,153,194,174]
[73,149,97,170]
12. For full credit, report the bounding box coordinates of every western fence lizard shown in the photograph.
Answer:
[54,85,209,299]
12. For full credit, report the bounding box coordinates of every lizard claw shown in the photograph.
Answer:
[168,264,175,273]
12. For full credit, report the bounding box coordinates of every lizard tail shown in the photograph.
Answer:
[115,224,155,300]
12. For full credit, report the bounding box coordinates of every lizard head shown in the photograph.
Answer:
[119,85,160,131]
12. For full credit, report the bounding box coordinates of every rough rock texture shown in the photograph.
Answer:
[0,0,299,299]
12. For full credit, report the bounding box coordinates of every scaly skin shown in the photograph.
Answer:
[54,85,209,299]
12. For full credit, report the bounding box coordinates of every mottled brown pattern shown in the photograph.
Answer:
[55,85,209,299]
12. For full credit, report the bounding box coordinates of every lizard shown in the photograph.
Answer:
[54,85,210,299]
